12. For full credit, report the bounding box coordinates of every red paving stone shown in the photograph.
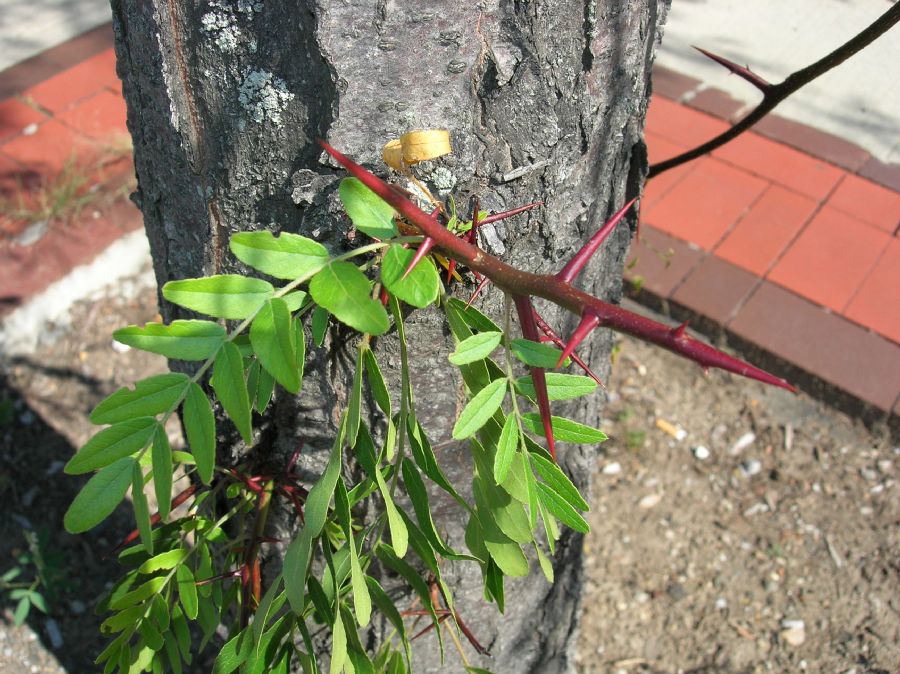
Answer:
[712,131,844,200]
[624,225,703,298]
[642,132,695,210]
[844,238,900,345]
[714,184,819,276]
[645,95,730,148]
[731,282,900,413]
[643,157,767,250]
[672,255,758,325]
[768,206,891,314]
[0,98,47,141]
[826,173,900,235]
[57,89,128,140]
[0,118,85,175]
[22,48,118,114]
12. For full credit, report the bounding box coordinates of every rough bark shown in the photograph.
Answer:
[109,1,668,671]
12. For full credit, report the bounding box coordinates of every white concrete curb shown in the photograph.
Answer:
[0,230,156,356]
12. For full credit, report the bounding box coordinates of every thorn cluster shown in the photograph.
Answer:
[321,142,795,461]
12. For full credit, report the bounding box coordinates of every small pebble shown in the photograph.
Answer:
[715,597,728,610]
[69,600,86,615]
[729,432,755,455]
[859,467,878,481]
[739,459,762,478]
[602,462,622,475]
[111,340,131,353]
[638,493,662,509]
[692,445,710,460]
[781,626,806,646]
[876,459,893,474]
[45,619,63,649]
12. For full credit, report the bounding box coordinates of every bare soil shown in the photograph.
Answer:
[1,285,896,673]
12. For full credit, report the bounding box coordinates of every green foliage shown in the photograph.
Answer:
[64,172,600,673]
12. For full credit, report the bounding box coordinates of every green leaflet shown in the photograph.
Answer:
[380,244,440,308]
[448,331,503,365]
[285,419,345,613]
[529,452,590,511]
[334,479,371,627]
[90,373,190,425]
[356,425,407,558]
[310,262,389,336]
[363,348,391,416]
[162,275,274,320]
[365,577,411,666]
[212,627,253,674]
[493,413,519,484]
[64,457,136,533]
[248,359,276,414]
[536,482,590,533]
[138,548,189,574]
[150,426,173,520]
[339,177,397,240]
[176,565,198,619]
[400,459,465,560]
[445,297,501,332]
[311,305,329,346]
[509,339,570,368]
[452,378,508,439]
[65,417,158,475]
[521,413,607,444]
[211,341,253,443]
[182,383,215,484]
[346,346,364,448]
[131,463,153,554]
[113,320,225,361]
[229,231,330,280]
[329,608,347,674]
[516,373,597,401]
[250,298,301,394]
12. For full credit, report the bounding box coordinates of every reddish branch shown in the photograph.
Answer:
[650,4,900,178]
[322,142,794,395]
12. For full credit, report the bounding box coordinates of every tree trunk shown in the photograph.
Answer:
[109,1,668,671]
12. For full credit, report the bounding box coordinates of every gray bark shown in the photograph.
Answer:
[110,1,668,671]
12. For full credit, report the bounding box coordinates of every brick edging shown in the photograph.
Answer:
[0,23,114,101]
[651,64,900,193]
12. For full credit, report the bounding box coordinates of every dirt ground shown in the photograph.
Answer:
[0,284,896,673]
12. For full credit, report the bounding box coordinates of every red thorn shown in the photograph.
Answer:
[556,310,601,368]
[446,258,457,284]
[672,321,688,340]
[478,201,542,225]
[466,197,482,245]
[556,198,636,284]
[465,276,492,308]
[380,286,389,306]
[533,309,604,386]
[693,46,771,92]
[514,296,556,461]
[401,237,435,281]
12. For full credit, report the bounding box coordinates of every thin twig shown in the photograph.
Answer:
[649,4,900,178]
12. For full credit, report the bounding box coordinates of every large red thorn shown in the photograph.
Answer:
[556,198,636,284]
[533,309,604,386]
[401,237,435,280]
[478,201,542,225]
[514,296,556,461]
[694,46,771,92]
[557,310,601,368]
